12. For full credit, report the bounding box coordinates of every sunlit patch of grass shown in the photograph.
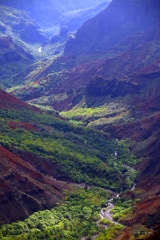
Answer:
[60,104,129,127]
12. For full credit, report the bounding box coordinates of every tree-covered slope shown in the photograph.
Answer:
[0,187,113,240]
[0,88,138,225]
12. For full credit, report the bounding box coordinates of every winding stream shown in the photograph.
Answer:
[82,151,137,240]
[99,181,136,223]
[99,192,120,224]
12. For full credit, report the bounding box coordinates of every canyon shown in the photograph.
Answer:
[0,0,160,239]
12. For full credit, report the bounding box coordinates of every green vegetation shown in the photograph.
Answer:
[111,198,133,221]
[60,105,125,126]
[95,224,125,240]
[0,187,110,240]
[0,107,139,191]
[95,195,133,239]
[99,218,114,227]
[0,107,138,191]
[60,106,108,121]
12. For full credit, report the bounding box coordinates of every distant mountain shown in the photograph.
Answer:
[0,0,111,28]
[0,1,112,88]
[10,0,160,110]
[0,34,33,88]
[55,2,110,33]
[65,0,160,60]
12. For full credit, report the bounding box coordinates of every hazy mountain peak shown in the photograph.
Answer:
[65,0,160,59]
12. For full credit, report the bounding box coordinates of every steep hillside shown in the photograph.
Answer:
[0,89,68,223]
[0,146,68,225]
[0,87,37,110]
[0,35,33,88]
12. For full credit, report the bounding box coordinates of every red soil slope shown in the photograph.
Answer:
[0,88,37,111]
[0,146,70,225]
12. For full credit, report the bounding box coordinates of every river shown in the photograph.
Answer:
[99,192,120,224]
